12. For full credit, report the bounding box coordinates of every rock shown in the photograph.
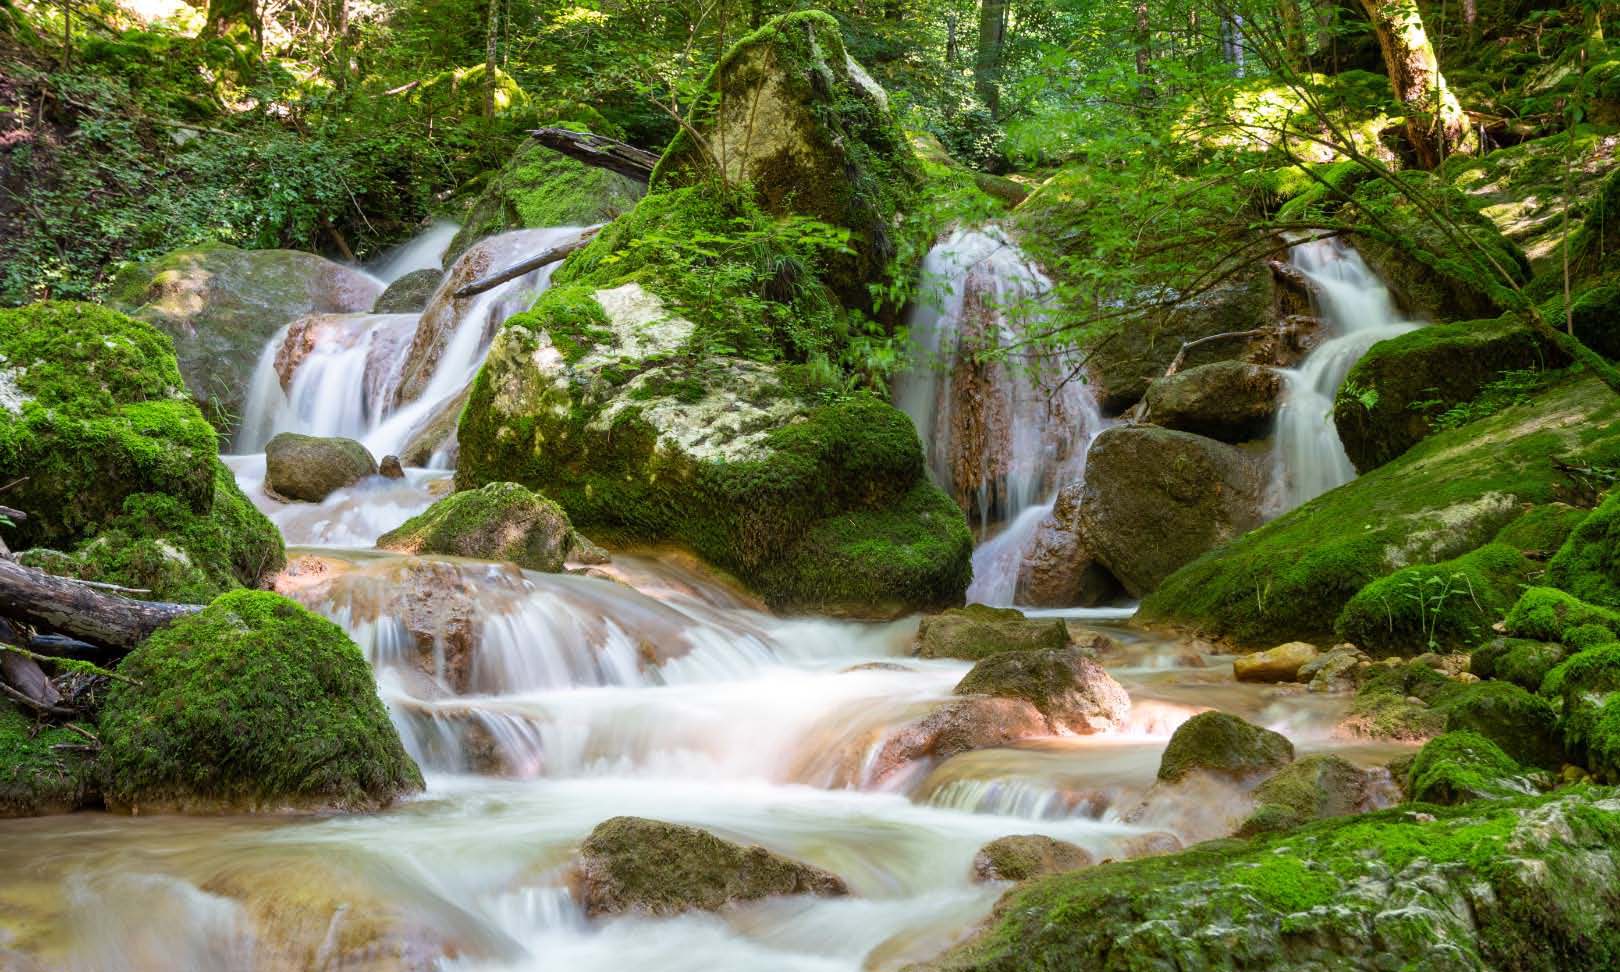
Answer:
[377,482,574,572]
[1505,586,1620,642]
[373,268,444,314]
[1142,375,1620,647]
[1299,644,1369,693]
[1114,831,1182,859]
[1407,731,1539,805]
[1075,426,1265,597]
[265,432,378,502]
[568,532,611,566]
[916,605,1069,661]
[1015,483,1122,607]
[1237,754,1380,835]
[272,312,416,397]
[1540,644,1620,779]
[1142,361,1281,443]
[1338,660,1456,742]
[573,816,846,918]
[972,835,1094,882]
[0,302,283,600]
[953,646,1130,734]
[443,142,642,269]
[920,788,1620,972]
[379,455,405,479]
[1470,637,1569,692]
[1157,711,1294,783]
[1234,641,1319,683]
[398,385,467,467]
[107,245,381,431]
[1547,487,1620,610]
[868,698,1051,784]
[97,590,423,813]
[1435,681,1562,768]
[1335,543,1533,657]
[653,10,919,309]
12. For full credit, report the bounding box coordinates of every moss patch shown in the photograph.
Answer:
[1547,488,1620,609]
[1408,731,1538,806]
[0,703,95,817]
[1506,587,1620,642]
[1335,542,1532,657]
[1157,711,1294,783]
[377,481,574,572]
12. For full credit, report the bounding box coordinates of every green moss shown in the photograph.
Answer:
[1341,662,1460,742]
[1157,711,1294,783]
[1506,587,1620,642]
[98,590,422,813]
[914,605,1070,661]
[1495,503,1590,554]
[1473,638,1571,692]
[1408,731,1537,806]
[1585,695,1620,782]
[1541,644,1620,777]
[377,481,574,572]
[1239,754,1366,836]
[1547,488,1620,609]
[0,702,94,817]
[505,284,616,364]
[1335,542,1531,657]
[1436,681,1563,768]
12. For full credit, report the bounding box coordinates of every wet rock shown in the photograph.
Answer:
[869,698,1051,784]
[265,432,378,502]
[1114,831,1182,860]
[1157,711,1294,783]
[1233,641,1319,683]
[1015,483,1123,608]
[916,605,1069,661]
[1237,754,1381,835]
[379,455,406,479]
[377,481,574,572]
[953,646,1129,734]
[1075,426,1265,597]
[1407,731,1540,805]
[972,835,1094,882]
[573,816,847,918]
[398,385,467,467]
[373,268,444,313]
[1299,643,1370,693]
[1141,361,1281,443]
[107,245,381,431]
[568,532,612,566]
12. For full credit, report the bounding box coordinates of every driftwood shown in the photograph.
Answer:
[0,618,105,661]
[0,649,61,707]
[0,505,26,522]
[452,227,602,299]
[529,127,658,182]
[1161,327,1279,378]
[0,558,200,655]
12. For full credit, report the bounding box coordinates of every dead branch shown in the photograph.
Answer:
[452,227,601,299]
[529,128,659,182]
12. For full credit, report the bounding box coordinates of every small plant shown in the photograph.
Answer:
[1432,369,1558,431]
[1385,571,1483,651]
[1339,378,1379,413]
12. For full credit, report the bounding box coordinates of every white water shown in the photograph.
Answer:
[1271,238,1420,510]
[894,227,1106,605]
[369,219,460,283]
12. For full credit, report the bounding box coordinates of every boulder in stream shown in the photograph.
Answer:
[1233,641,1319,683]
[573,816,847,918]
[265,432,379,502]
[1141,360,1281,443]
[1237,754,1387,835]
[868,697,1052,785]
[916,605,1070,661]
[953,646,1129,734]
[972,835,1094,883]
[1406,731,1539,805]
[373,267,444,313]
[377,481,575,572]
[1157,711,1294,783]
[1014,483,1122,608]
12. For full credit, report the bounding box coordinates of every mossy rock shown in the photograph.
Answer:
[264,432,378,503]
[1407,731,1539,806]
[1141,374,1620,646]
[1542,644,1620,778]
[0,302,283,598]
[1436,681,1563,769]
[1157,711,1294,783]
[1505,586,1620,642]
[0,703,95,817]
[443,141,642,269]
[98,590,423,813]
[1238,754,1369,836]
[377,481,573,572]
[1494,502,1590,555]
[952,645,1129,734]
[972,835,1093,883]
[915,605,1068,661]
[1472,638,1570,692]
[1340,661,1461,742]
[1141,361,1281,443]
[1334,542,1532,657]
[373,268,443,314]
[922,788,1620,972]
[1547,488,1620,609]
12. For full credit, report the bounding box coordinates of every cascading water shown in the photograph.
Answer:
[894,227,1105,606]
[368,218,460,283]
[1271,238,1420,509]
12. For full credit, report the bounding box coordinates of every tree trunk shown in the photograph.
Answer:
[332,0,349,91]
[1134,2,1153,101]
[975,0,1008,117]
[529,127,658,181]
[0,559,199,655]
[1358,0,1476,168]
[484,0,500,119]
[1278,0,1307,68]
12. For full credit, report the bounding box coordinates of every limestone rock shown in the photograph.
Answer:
[1157,711,1294,783]
[1234,642,1320,683]
[373,268,444,313]
[972,835,1094,883]
[916,605,1069,661]
[953,646,1129,734]
[1237,754,1385,835]
[1299,643,1370,693]
[265,433,378,502]
[377,481,574,572]
[1142,361,1281,443]
[1015,483,1122,607]
[573,816,846,918]
[868,698,1051,784]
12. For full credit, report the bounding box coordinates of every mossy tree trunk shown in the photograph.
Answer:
[201,0,260,47]
[1279,0,1308,68]
[975,0,1007,117]
[1358,0,1476,168]
[483,0,499,119]
[1134,2,1153,102]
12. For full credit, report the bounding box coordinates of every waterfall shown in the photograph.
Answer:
[1271,238,1419,509]
[367,219,459,283]
[894,227,1105,606]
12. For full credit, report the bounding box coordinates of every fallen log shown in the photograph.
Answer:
[452,227,602,299]
[0,618,107,662]
[0,558,200,655]
[529,128,658,182]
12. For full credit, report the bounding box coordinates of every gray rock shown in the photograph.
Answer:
[916,605,1070,661]
[1015,483,1122,607]
[373,268,443,313]
[264,433,378,502]
[1142,361,1281,443]
[973,835,1094,882]
[954,646,1130,734]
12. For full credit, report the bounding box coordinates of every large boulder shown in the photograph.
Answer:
[1141,374,1620,646]
[377,481,574,572]
[921,788,1620,972]
[953,646,1130,734]
[1238,754,1381,835]
[1075,426,1265,597]
[0,302,283,600]
[1014,483,1121,608]
[1436,680,1563,769]
[1142,361,1281,443]
[1547,487,1620,609]
[915,605,1069,661]
[653,11,919,309]
[573,816,846,917]
[1542,644,1620,778]
[373,268,443,313]
[107,245,381,430]
[1335,542,1533,657]
[1157,711,1294,784]
[265,432,378,502]
[867,697,1051,784]
[1407,731,1539,806]
[972,835,1094,883]
[97,590,423,813]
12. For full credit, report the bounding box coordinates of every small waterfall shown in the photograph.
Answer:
[1271,238,1419,509]
[367,219,459,283]
[894,227,1104,606]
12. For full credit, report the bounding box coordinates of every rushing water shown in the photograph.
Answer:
[1271,238,1420,510]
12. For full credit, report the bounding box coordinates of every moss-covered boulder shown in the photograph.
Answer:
[971,835,1093,883]
[377,481,573,572]
[1238,754,1373,835]
[0,302,283,600]
[443,142,642,268]
[652,11,919,310]
[0,702,95,817]
[1542,644,1620,779]
[922,788,1620,972]
[372,268,443,314]
[1014,483,1121,608]
[1472,637,1571,692]
[915,605,1068,661]
[1157,711,1294,783]
[1075,425,1264,597]
[1407,731,1539,806]
[1505,586,1620,642]
[1142,375,1620,646]
[952,646,1129,734]
[97,590,423,813]
[573,816,847,917]
[1436,680,1563,769]
[265,433,378,503]
[1339,660,1458,742]
[108,245,381,431]
[1547,488,1620,609]
[1141,361,1281,443]
[1335,542,1533,657]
